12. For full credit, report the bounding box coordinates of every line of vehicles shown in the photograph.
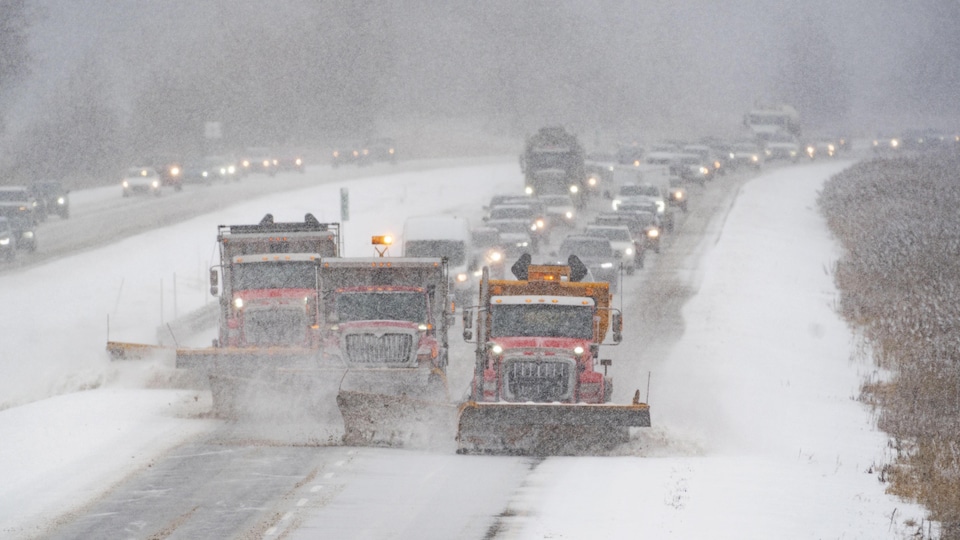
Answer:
[0,182,70,261]
[104,107,869,455]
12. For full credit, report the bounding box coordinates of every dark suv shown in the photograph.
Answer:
[30,181,70,219]
[0,186,41,226]
[0,217,16,261]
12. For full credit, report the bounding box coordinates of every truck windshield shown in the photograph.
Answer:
[231,261,317,290]
[490,304,594,339]
[404,240,465,266]
[336,291,427,323]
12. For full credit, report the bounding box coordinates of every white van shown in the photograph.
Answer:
[403,216,473,306]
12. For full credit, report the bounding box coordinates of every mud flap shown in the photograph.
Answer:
[456,401,651,456]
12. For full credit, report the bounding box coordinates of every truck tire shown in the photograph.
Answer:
[603,376,614,403]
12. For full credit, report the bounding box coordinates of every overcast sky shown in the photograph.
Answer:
[7,0,959,153]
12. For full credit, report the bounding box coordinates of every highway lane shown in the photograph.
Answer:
[39,159,766,539]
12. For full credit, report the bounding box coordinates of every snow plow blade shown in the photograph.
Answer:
[336,387,459,450]
[106,341,170,361]
[456,400,651,455]
[175,347,326,419]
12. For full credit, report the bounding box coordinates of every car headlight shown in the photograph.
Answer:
[456,273,468,282]
[57,197,65,205]
[764,149,772,156]
[489,251,503,262]
[525,186,534,195]
[536,219,545,229]
[601,262,614,269]
[569,185,579,194]
[333,150,340,157]
[891,139,899,148]
[574,346,585,355]
[517,241,528,247]
[588,177,598,186]
[625,248,634,255]
[295,158,303,166]
[227,165,236,174]
[202,171,209,177]
[0,238,9,245]
[699,166,709,175]
[789,150,797,157]
[656,201,665,213]
[220,167,227,175]
[152,180,160,188]
[22,231,34,239]
[729,152,735,159]
[674,191,684,200]
[647,229,659,238]
[234,298,243,309]
[565,211,574,219]
[751,155,758,162]
[612,199,621,210]
[122,181,129,188]
[418,323,429,331]
[242,160,250,167]
[170,167,181,176]
[530,223,538,231]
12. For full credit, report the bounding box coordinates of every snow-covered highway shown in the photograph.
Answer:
[0,158,931,539]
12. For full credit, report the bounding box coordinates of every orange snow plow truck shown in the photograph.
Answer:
[458,255,650,455]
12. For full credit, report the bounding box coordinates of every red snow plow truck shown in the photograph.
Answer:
[458,254,650,454]
[175,213,340,417]
[319,250,457,446]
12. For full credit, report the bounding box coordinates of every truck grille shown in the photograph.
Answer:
[343,333,415,364]
[243,308,307,346]
[503,357,575,402]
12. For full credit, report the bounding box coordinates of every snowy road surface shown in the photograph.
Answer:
[0,159,931,538]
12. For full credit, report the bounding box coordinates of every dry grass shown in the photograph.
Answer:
[820,150,960,537]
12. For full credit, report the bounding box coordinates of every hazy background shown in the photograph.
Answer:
[0,0,956,184]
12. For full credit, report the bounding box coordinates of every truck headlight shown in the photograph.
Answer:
[648,229,659,238]
[601,262,614,269]
[122,181,129,188]
[536,219,545,229]
[588,176,598,186]
[625,247,634,255]
[569,185,579,194]
[489,250,503,262]
[565,211,574,219]
[456,273,468,282]
[525,186,534,195]
[418,323,429,331]
[234,298,243,309]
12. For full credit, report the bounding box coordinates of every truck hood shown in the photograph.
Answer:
[336,320,420,331]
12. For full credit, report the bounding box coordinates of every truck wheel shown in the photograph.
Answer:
[626,264,635,276]
[603,377,613,403]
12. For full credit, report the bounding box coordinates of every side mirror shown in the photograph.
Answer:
[462,308,474,341]
[612,312,623,343]
[209,268,219,296]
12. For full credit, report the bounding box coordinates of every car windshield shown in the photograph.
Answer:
[489,206,533,220]
[335,291,427,323]
[0,190,29,202]
[490,303,594,339]
[586,227,631,242]
[539,195,572,206]
[488,220,531,235]
[560,238,612,259]
[404,240,466,266]
[471,229,501,247]
[619,185,659,197]
[231,261,317,290]
[126,168,156,178]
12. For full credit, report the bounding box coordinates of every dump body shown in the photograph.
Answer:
[459,262,650,455]
[522,127,587,205]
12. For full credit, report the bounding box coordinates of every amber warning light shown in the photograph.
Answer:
[372,235,393,257]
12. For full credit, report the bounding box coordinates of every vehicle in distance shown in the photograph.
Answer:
[121,167,162,197]
[30,181,70,219]
[0,217,16,261]
[0,186,41,226]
